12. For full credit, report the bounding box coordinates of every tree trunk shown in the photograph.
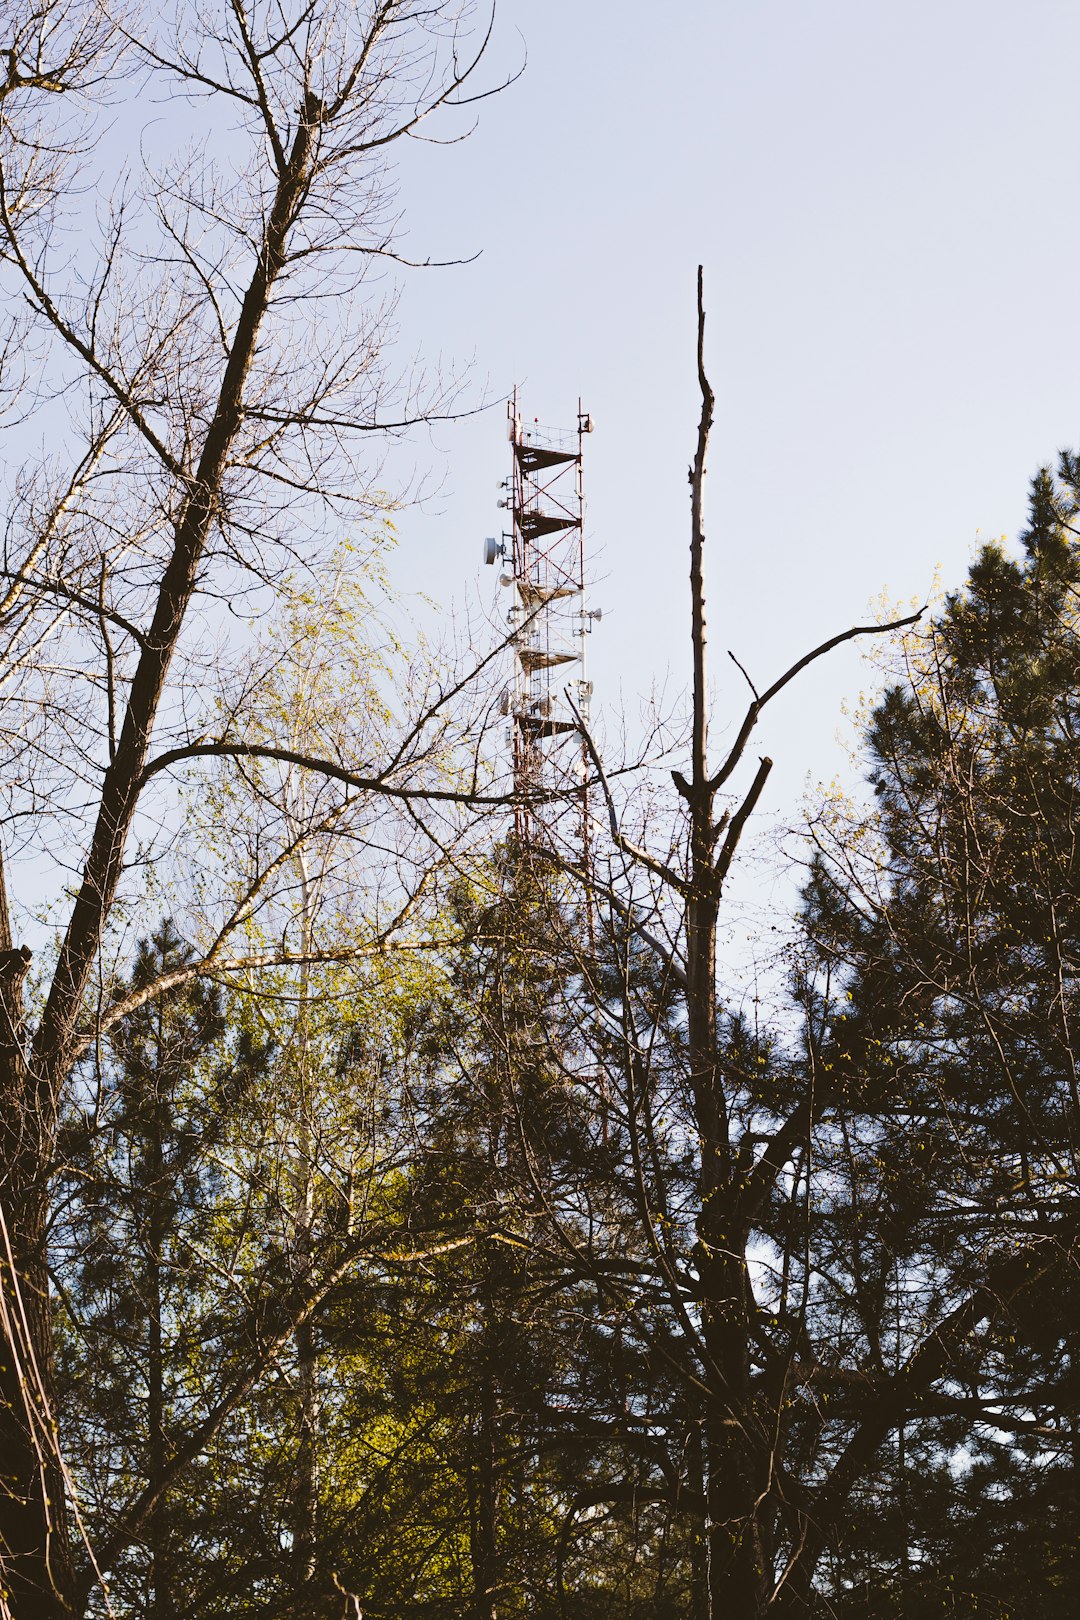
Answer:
[147,1085,172,1620]
[0,105,320,1615]
[0,1180,73,1617]
[687,1402,709,1620]
[471,1364,499,1620]
[0,935,74,1616]
[292,850,320,1601]
[682,267,769,1619]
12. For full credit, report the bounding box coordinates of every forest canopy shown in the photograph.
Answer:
[0,4,1076,1620]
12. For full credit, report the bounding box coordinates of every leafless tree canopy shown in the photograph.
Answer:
[0,4,505,1612]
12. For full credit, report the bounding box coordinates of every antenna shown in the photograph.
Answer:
[488,390,599,874]
[486,393,606,1134]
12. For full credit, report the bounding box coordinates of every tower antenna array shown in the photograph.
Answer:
[485,391,599,866]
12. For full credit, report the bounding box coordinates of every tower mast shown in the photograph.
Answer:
[485,392,598,870]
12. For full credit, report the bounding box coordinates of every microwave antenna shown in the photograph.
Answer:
[484,390,599,873]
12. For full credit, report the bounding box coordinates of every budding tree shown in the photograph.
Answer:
[0,2,503,1612]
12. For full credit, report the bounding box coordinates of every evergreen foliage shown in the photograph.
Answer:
[796,454,1080,1614]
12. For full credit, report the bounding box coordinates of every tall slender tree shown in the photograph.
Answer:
[0,5,504,1609]
[56,921,257,1618]
[560,273,935,1617]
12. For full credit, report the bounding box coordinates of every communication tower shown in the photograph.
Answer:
[484,392,599,863]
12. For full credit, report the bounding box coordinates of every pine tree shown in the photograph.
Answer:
[797,455,1080,1614]
[56,922,247,1616]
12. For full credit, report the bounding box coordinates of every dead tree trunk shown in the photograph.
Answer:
[677,269,772,1619]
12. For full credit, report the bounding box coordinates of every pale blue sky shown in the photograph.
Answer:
[387,0,1080,876]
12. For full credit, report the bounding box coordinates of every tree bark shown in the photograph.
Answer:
[0,835,72,1615]
[0,1140,72,1618]
[680,268,769,1619]
[147,1045,172,1620]
[471,1362,499,1620]
[291,851,319,1597]
[0,101,321,1617]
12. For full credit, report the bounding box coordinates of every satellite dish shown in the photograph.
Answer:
[483,536,502,566]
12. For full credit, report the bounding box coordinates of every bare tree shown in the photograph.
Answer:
[508,271,927,1617]
[522,274,1080,1619]
[0,3,506,1611]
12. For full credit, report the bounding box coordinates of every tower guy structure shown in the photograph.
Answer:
[484,392,600,864]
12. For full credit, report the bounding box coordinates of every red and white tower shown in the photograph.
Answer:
[484,392,599,862]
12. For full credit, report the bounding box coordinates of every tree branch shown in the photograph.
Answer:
[709,611,923,793]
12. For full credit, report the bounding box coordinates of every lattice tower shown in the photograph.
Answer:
[484,392,599,866]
